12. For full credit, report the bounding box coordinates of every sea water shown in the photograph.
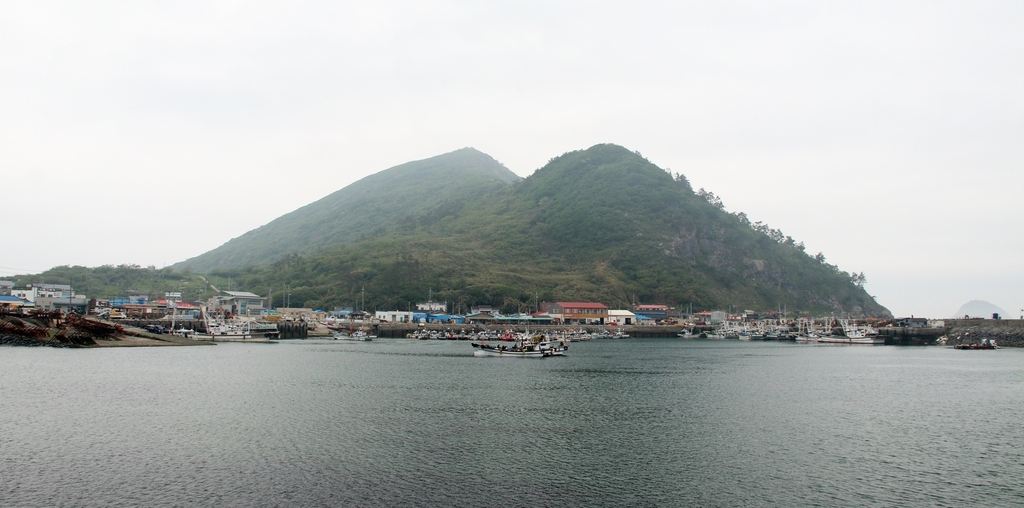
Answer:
[1,339,1022,507]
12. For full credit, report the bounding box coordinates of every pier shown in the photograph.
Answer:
[875,326,945,345]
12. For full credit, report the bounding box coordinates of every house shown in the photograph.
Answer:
[211,291,268,316]
[540,302,609,324]
[607,310,636,325]
[0,281,13,296]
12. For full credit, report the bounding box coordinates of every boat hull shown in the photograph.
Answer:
[471,342,564,357]
[817,336,884,345]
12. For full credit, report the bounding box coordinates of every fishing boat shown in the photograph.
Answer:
[333,329,375,341]
[817,319,883,345]
[193,318,266,342]
[471,336,567,357]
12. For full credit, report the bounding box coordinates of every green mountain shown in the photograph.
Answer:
[174,147,521,272]
[200,144,890,317]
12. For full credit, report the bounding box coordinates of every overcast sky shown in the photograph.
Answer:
[2,1,1021,318]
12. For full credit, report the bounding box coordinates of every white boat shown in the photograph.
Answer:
[794,333,819,343]
[334,329,375,341]
[193,319,263,342]
[818,319,883,345]
[471,337,567,357]
[817,335,884,345]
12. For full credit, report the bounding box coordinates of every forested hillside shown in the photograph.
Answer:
[194,144,888,317]
[174,147,520,272]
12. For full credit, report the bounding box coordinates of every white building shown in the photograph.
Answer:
[710,311,728,324]
[376,310,414,323]
[11,284,74,303]
[210,291,267,316]
[606,309,637,325]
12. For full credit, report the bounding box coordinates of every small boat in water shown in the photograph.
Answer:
[333,329,375,341]
[471,336,567,357]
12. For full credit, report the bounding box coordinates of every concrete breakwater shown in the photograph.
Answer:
[944,319,1024,348]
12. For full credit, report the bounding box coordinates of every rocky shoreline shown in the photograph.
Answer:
[0,333,80,348]
[944,319,1024,348]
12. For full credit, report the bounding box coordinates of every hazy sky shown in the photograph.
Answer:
[2,1,1021,318]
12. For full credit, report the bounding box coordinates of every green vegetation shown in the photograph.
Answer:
[14,144,889,317]
[7,264,213,302]
[188,144,889,317]
[173,147,520,272]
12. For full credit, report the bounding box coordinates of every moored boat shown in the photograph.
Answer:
[334,329,375,341]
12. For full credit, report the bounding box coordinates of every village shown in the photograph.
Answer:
[0,280,717,327]
[0,280,945,341]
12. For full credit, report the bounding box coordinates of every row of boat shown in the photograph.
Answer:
[405,328,629,341]
[678,318,885,345]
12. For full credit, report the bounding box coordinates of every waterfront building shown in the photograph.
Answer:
[540,302,609,324]
[34,296,88,313]
[376,310,414,323]
[465,312,496,323]
[607,309,637,325]
[634,313,656,325]
[633,304,668,321]
[211,291,268,316]
[894,317,929,328]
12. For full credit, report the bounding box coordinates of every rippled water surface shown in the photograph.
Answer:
[2,339,1023,507]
